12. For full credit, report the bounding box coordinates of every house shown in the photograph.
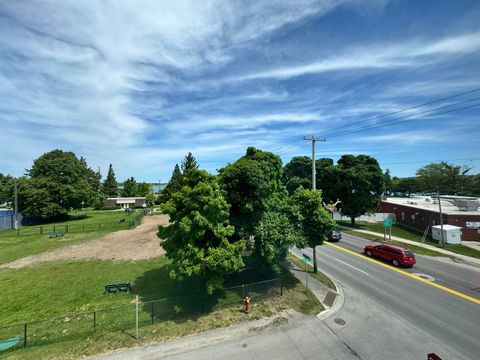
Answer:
[104,197,147,209]
[380,196,480,242]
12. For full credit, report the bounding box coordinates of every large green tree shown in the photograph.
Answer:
[392,177,420,197]
[158,164,183,204]
[253,192,302,274]
[292,188,335,273]
[181,152,199,174]
[416,161,471,194]
[0,173,13,204]
[219,147,283,237]
[283,156,312,194]
[22,150,95,218]
[158,169,245,293]
[103,164,119,197]
[137,182,155,206]
[121,177,137,197]
[333,155,385,225]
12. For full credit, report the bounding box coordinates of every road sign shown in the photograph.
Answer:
[383,219,393,227]
[302,253,311,263]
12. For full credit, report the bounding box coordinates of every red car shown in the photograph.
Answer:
[364,244,416,267]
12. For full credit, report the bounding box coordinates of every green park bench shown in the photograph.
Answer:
[48,231,65,238]
[104,283,132,294]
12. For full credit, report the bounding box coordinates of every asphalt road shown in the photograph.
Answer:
[293,232,480,360]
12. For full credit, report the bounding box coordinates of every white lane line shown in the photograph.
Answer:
[335,258,371,276]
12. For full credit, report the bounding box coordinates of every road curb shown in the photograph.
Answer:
[317,277,345,320]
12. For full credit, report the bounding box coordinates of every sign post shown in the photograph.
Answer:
[383,218,393,242]
[302,253,311,289]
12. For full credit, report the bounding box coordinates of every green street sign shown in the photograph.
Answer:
[383,219,393,227]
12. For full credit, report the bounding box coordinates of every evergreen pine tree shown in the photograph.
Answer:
[181,152,199,175]
[103,164,118,197]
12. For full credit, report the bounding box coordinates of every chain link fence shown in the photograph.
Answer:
[6,208,151,236]
[0,278,282,354]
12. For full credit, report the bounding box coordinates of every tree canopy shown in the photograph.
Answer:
[292,187,335,272]
[158,169,245,293]
[181,152,199,174]
[416,161,471,194]
[103,164,118,197]
[333,155,385,225]
[21,150,95,217]
[121,177,137,197]
[219,147,283,237]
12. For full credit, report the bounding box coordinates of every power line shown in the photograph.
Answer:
[324,101,480,139]
[381,157,480,165]
[319,87,480,138]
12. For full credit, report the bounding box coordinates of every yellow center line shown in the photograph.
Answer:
[325,242,480,305]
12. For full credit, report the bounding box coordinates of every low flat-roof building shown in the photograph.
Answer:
[104,197,147,209]
[380,196,480,242]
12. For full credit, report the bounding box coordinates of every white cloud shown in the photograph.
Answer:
[233,32,480,81]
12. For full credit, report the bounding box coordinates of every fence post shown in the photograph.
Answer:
[53,225,56,233]
[135,295,139,340]
[93,311,96,333]
[280,278,283,296]
[65,224,68,233]
[40,226,43,235]
[151,302,154,324]
[17,228,20,236]
[242,284,245,299]
[23,323,27,348]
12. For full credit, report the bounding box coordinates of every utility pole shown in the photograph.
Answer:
[303,136,326,273]
[14,177,18,230]
[437,190,445,248]
[303,136,326,190]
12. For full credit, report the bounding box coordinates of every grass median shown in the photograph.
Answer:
[287,254,336,290]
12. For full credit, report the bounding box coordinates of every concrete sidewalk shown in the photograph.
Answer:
[346,228,480,267]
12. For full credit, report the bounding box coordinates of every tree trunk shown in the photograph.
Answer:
[313,246,318,273]
[351,216,356,226]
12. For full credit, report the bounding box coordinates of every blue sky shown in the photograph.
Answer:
[1,0,479,182]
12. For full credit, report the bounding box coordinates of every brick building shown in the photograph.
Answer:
[380,196,480,242]
[104,197,147,209]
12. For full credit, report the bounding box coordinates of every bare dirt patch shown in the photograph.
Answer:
[1,215,169,269]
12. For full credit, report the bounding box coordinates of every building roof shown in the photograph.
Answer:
[106,197,146,201]
[382,196,480,216]
[432,225,462,230]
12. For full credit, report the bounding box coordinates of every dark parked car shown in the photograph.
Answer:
[328,230,342,242]
[364,244,416,267]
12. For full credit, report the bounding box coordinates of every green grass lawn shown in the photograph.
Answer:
[338,221,480,259]
[287,254,336,290]
[0,257,321,359]
[0,210,140,265]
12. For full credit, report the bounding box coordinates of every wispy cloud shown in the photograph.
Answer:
[1,0,479,180]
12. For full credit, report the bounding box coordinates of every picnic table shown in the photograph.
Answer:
[104,283,132,294]
[48,231,65,238]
